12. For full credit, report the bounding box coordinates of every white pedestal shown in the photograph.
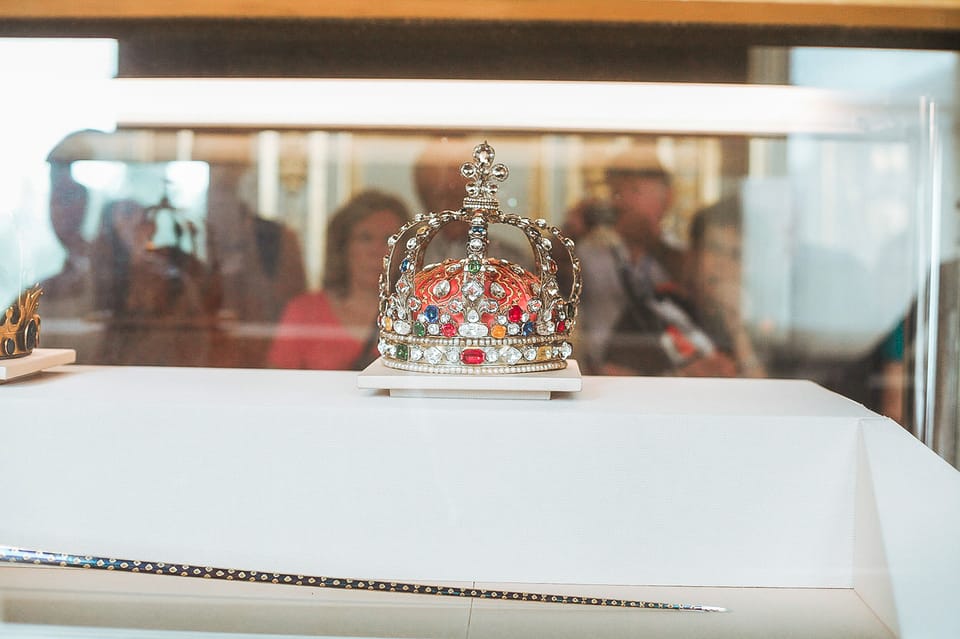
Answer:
[0,348,75,383]
[357,357,582,399]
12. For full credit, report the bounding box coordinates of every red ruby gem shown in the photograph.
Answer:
[507,304,523,323]
[441,323,458,337]
[557,320,567,333]
[461,348,486,365]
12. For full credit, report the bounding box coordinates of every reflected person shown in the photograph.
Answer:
[95,197,222,366]
[686,195,765,377]
[268,190,409,370]
[39,164,103,362]
[578,144,726,376]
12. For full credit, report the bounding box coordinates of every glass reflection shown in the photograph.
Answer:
[26,130,922,405]
[0,38,955,466]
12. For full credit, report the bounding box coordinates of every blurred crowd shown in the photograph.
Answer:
[34,134,905,420]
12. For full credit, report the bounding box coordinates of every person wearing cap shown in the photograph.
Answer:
[578,143,733,377]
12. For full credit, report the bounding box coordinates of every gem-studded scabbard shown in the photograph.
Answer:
[0,546,726,612]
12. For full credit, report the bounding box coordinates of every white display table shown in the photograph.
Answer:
[1,365,958,638]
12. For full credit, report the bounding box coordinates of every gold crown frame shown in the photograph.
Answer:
[377,142,581,374]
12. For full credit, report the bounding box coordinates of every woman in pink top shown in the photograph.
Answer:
[269,190,409,370]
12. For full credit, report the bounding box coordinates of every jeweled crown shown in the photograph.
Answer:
[1,285,42,359]
[377,142,581,374]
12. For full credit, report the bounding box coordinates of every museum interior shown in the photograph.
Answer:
[1,2,958,638]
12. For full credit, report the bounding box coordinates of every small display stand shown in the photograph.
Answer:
[0,348,75,383]
[357,357,582,399]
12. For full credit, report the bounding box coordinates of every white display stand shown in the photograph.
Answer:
[1,366,958,638]
[0,348,75,383]
[357,357,583,399]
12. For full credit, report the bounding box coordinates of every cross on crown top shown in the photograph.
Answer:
[460,141,510,211]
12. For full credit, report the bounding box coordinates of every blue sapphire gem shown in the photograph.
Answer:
[400,258,411,272]
[469,226,486,236]
[424,305,440,323]
[522,321,536,336]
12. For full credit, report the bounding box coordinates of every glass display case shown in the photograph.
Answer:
[3,45,954,457]
[0,30,957,638]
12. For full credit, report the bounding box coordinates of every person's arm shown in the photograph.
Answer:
[878,322,906,423]
[577,242,622,374]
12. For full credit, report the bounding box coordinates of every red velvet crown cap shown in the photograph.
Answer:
[414,257,541,329]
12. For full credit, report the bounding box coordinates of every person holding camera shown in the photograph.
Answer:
[578,144,733,377]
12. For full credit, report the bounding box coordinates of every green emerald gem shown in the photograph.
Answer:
[413,322,426,337]
[467,260,482,274]
[395,344,409,361]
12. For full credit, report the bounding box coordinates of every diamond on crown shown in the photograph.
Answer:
[462,280,484,301]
